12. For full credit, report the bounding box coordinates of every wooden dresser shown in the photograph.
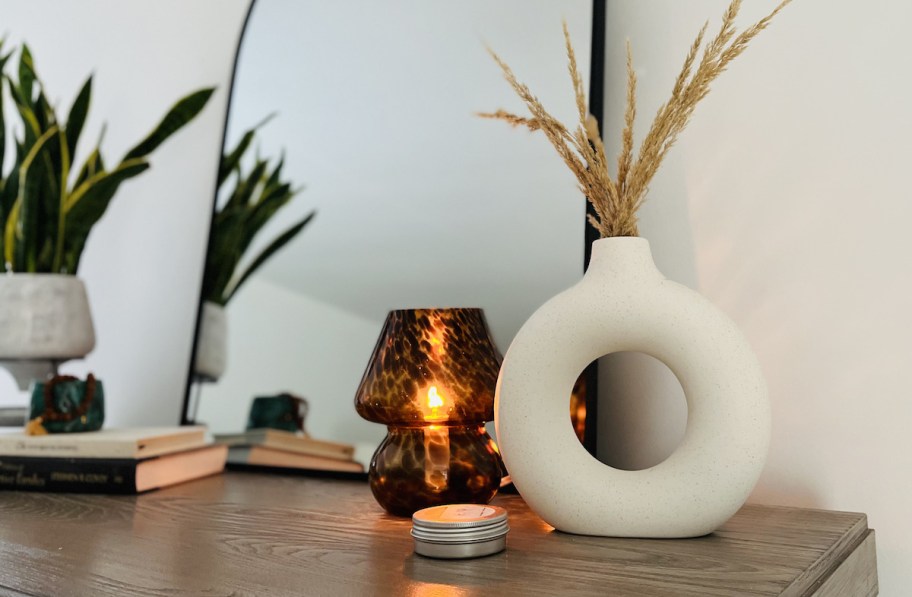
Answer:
[0,472,877,596]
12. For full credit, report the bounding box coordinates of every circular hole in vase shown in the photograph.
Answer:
[570,352,688,471]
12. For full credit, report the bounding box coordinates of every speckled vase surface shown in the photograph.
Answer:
[494,237,770,538]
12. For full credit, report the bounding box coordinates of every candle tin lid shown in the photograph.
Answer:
[411,504,509,559]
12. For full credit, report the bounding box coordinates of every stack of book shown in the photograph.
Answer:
[218,429,364,475]
[0,427,227,494]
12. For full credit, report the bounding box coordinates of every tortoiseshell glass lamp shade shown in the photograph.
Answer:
[354,308,504,517]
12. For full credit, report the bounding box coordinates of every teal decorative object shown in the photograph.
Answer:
[27,374,104,434]
[246,393,308,433]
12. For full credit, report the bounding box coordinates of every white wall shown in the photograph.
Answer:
[196,277,385,448]
[603,0,912,591]
[0,0,251,425]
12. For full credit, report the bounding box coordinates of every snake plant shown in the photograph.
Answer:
[0,41,214,274]
[201,118,314,306]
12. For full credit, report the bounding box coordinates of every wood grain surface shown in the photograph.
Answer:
[0,472,876,596]
[807,531,877,597]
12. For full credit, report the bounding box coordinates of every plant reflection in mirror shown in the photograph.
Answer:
[201,116,314,307]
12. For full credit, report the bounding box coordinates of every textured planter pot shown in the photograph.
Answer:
[0,274,96,360]
[495,237,770,538]
[194,301,227,381]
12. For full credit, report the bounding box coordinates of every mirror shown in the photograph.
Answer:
[186,0,599,466]
[0,0,249,428]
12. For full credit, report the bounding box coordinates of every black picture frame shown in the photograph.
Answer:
[181,0,608,459]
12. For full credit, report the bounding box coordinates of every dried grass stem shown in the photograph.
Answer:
[482,0,791,237]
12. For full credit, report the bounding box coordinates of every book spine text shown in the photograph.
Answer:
[0,457,138,494]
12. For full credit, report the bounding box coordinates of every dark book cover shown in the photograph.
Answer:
[0,455,142,494]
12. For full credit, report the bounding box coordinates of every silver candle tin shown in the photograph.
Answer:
[411,504,509,559]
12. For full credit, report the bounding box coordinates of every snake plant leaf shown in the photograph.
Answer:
[202,207,247,306]
[204,115,312,305]
[0,50,12,174]
[241,184,296,250]
[262,154,286,191]
[17,45,34,107]
[219,129,256,188]
[0,144,21,223]
[27,124,66,273]
[0,42,9,235]
[260,180,295,207]
[63,158,149,216]
[37,101,63,220]
[122,87,214,161]
[4,125,58,270]
[48,128,71,272]
[35,91,56,130]
[73,125,108,190]
[223,158,269,214]
[217,113,276,187]
[18,125,59,272]
[66,76,92,159]
[229,189,295,266]
[73,146,103,189]
[61,159,150,273]
[0,95,5,188]
[2,198,20,269]
[224,211,315,304]
[6,75,41,142]
[0,40,9,69]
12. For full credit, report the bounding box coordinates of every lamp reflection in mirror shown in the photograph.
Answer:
[354,308,503,516]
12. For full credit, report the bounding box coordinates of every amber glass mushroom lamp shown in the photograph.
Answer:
[354,308,503,516]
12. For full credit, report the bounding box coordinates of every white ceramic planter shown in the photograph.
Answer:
[495,237,770,538]
[194,301,227,381]
[0,274,96,360]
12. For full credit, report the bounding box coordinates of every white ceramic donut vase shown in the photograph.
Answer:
[494,237,770,538]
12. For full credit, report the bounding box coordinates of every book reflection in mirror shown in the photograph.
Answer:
[218,429,364,474]
[228,446,363,474]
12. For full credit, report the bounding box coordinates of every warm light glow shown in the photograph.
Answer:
[409,582,470,597]
[421,384,451,427]
[423,386,450,491]
[428,334,444,357]
[426,315,447,359]
[418,384,453,423]
[424,385,448,422]
[428,386,444,410]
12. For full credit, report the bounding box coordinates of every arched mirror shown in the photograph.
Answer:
[184,0,604,468]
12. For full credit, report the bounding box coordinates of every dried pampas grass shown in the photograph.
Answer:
[481,0,791,237]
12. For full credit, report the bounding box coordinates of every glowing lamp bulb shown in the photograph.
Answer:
[426,385,448,422]
[428,386,444,409]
